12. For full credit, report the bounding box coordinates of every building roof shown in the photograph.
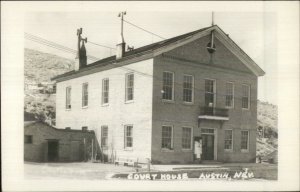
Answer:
[52,25,265,82]
[24,121,95,133]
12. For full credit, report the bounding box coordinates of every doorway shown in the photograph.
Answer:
[201,134,214,160]
[70,141,80,161]
[47,140,59,162]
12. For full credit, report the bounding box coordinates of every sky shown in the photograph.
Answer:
[24,5,278,105]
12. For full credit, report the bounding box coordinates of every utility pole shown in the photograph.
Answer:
[211,11,214,26]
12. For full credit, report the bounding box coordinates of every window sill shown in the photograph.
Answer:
[101,103,109,107]
[242,108,250,111]
[241,149,249,153]
[182,102,194,106]
[125,100,134,104]
[124,148,133,151]
[224,149,233,153]
[162,99,175,104]
[82,106,88,109]
[65,108,71,111]
[182,149,192,152]
[225,106,234,109]
[161,149,174,152]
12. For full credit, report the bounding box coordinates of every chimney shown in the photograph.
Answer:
[79,41,87,67]
[82,126,88,132]
[116,11,126,59]
[75,28,87,71]
[116,38,125,59]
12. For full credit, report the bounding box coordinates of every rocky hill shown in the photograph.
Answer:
[24,48,74,83]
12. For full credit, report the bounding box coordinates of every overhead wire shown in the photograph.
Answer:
[25,33,100,61]
[25,32,253,102]
[123,19,166,40]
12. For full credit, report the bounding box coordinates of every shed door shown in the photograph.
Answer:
[70,141,80,161]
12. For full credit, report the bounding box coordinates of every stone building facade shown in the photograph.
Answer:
[53,25,265,164]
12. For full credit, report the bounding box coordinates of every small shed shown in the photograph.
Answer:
[24,122,99,162]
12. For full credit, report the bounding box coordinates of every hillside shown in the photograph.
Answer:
[24,48,74,83]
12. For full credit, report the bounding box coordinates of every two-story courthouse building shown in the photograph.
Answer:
[52,24,265,164]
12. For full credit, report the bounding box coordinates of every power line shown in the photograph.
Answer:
[25,33,100,61]
[87,41,116,50]
[123,19,166,40]
[25,34,254,101]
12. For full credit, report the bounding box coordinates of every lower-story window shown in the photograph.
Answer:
[101,125,108,147]
[182,127,192,150]
[224,129,233,151]
[124,125,133,149]
[24,135,33,144]
[162,125,173,150]
[241,130,249,151]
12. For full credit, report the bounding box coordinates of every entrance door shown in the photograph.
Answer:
[48,140,58,162]
[201,134,214,160]
[70,141,80,161]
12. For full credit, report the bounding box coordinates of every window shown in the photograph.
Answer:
[82,83,88,107]
[102,79,109,104]
[101,126,108,147]
[242,84,250,109]
[202,128,214,134]
[241,130,249,151]
[183,75,194,103]
[205,79,216,107]
[124,125,133,149]
[225,82,234,108]
[224,130,233,150]
[125,73,134,101]
[162,72,174,101]
[66,86,71,109]
[24,135,32,144]
[161,126,173,150]
[182,127,192,149]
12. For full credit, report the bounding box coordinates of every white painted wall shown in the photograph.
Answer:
[56,59,153,162]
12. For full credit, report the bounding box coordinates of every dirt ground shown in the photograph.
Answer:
[24,161,277,180]
[24,162,135,180]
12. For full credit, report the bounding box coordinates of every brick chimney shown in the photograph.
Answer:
[116,36,125,59]
[116,11,126,59]
[75,28,87,71]
[79,41,87,67]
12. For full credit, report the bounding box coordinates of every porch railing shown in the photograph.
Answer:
[199,106,229,117]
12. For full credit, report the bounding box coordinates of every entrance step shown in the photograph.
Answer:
[201,160,223,164]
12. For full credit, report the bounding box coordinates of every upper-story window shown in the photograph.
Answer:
[225,82,234,108]
[102,78,109,105]
[162,71,174,101]
[82,83,88,107]
[205,79,216,107]
[183,75,194,103]
[242,84,250,109]
[125,73,134,101]
[66,86,71,109]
